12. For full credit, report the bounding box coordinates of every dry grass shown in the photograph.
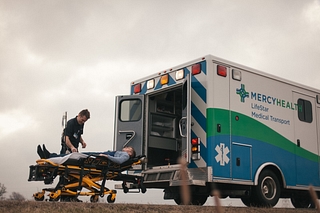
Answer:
[0,200,317,213]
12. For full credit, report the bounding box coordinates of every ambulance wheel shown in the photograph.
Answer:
[107,194,115,203]
[173,197,182,205]
[191,195,207,206]
[241,196,258,207]
[290,194,314,208]
[90,195,99,203]
[253,170,280,207]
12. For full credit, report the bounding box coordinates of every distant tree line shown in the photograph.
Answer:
[0,182,25,201]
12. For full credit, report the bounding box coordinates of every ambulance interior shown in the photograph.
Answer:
[147,87,183,168]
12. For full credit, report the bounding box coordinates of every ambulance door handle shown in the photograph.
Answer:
[297,139,300,147]
[217,124,221,133]
[119,130,136,147]
[179,117,187,137]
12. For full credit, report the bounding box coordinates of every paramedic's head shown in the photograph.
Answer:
[123,147,136,158]
[77,109,90,125]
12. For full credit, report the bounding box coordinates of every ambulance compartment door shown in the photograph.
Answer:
[293,92,318,186]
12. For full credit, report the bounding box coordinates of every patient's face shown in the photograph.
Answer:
[123,147,133,157]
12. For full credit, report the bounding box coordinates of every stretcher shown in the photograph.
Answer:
[28,153,146,203]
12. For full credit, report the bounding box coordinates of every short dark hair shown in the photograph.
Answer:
[79,109,90,119]
[128,146,136,158]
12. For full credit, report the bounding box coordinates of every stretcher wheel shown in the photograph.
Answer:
[122,183,129,193]
[141,185,147,194]
[123,187,129,193]
[33,192,45,201]
[90,195,99,203]
[34,196,45,201]
[49,196,60,202]
[107,194,115,203]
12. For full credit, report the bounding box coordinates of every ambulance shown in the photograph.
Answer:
[113,55,320,207]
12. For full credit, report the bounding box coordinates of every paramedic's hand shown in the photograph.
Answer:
[71,147,77,153]
[82,142,87,148]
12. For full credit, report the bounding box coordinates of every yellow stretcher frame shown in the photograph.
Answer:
[28,155,146,203]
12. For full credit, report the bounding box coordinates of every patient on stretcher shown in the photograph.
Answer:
[37,144,136,165]
[30,145,146,202]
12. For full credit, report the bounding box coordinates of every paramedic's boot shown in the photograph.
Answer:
[42,144,51,159]
[37,145,45,159]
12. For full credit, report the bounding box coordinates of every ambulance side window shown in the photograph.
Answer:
[297,99,313,123]
[119,99,142,122]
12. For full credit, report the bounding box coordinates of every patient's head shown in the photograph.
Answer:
[122,146,136,158]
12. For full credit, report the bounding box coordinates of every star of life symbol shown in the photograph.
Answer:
[236,84,249,103]
[215,143,230,166]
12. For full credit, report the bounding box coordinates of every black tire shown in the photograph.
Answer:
[173,194,207,206]
[190,195,207,206]
[34,196,45,201]
[107,194,115,203]
[253,170,280,207]
[49,196,60,202]
[122,182,129,193]
[291,194,314,208]
[174,196,183,205]
[90,195,99,203]
[241,196,258,207]
[140,183,147,194]
[123,186,129,193]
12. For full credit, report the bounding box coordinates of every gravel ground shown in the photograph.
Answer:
[0,200,318,213]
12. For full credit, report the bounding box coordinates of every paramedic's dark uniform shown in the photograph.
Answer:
[60,116,84,154]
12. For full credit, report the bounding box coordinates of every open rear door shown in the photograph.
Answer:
[179,74,191,163]
[114,95,144,156]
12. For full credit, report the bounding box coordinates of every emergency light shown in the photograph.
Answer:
[192,64,201,75]
[175,69,184,80]
[147,79,155,90]
[217,65,227,77]
[160,74,169,85]
[232,69,241,81]
[191,137,200,160]
[133,84,141,94]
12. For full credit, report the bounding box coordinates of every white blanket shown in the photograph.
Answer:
[49,152,89,165]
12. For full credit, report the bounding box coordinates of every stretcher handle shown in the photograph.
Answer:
[119,130,136,147]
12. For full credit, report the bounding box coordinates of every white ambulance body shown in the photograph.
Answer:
[113,55,320,207]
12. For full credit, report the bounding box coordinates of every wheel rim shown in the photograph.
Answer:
[261,176,276,200]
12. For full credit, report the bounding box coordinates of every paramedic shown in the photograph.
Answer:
[60,109,90,154]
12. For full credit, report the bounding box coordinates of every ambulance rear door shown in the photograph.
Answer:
[114,95,145,157]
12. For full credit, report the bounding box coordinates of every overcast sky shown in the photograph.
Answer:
[0,0,319,205]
